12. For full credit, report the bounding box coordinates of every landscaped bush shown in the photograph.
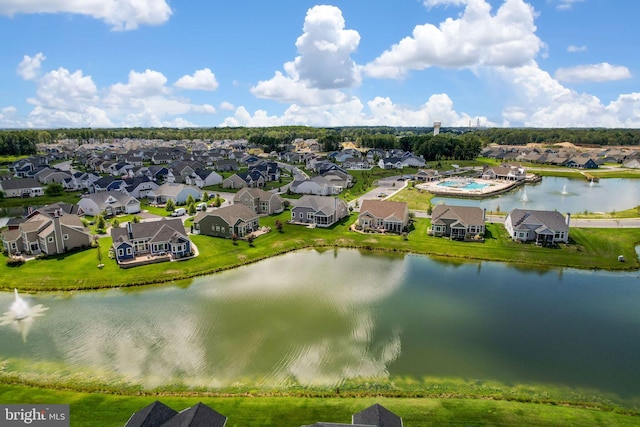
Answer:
[6,257,25,267]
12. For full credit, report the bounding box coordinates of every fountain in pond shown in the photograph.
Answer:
[11,289,30,320]
[590,178,595,187]
[561,184,568,195]
[521,188,529,202]
[0,289,48,342]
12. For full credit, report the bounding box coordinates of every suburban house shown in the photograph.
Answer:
[77,191,141,217]
[249,160,280,182]
[123,177,158,199]
[214,158,240,172]
[504,208,570,244]
[125,401,227,427]
[185,169,223,188]
[92,176,127,193]
[342,157,371,170]
[565,156,599,169]
[357,200,409,233]
[1,208,92,256]
[34,167,72,184]
[378,157,405,169]
[290,195,349,228]
[302,403,403,427]
[401,152,427,168]
[193,204,260,238]
[430,204,486,239]
[0,178,44,198]
[623,158,640,169]
[290,176,335,196]
[222,170,267,189]
[147,183,202,205]
[111,218,191,265]
[234,188,284,215]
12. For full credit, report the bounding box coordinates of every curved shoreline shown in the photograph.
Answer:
[4,234,640,293]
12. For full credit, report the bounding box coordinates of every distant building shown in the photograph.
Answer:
[433,121,441,136]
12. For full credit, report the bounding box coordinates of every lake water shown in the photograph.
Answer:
[1,249,640,404]
[432,177,640,213]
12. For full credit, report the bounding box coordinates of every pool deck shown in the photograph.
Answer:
[417,178,523,198]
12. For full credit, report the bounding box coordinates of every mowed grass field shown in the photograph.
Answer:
[1,384,639,427]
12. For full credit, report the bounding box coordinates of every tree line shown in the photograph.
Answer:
[0,126,638,159]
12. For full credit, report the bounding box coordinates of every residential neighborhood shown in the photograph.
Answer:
[0,136,637,268]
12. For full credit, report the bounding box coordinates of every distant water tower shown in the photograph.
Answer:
[433,121,441,136]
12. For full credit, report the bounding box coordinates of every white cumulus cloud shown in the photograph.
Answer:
[555,63,632,83]
[0,0,172,31]
[174,68,219,91]
[293,5,361,89]
[17,52,46,81]
[220,94,489,128]
[14,54,216,128]
[498,61,640,127]
[365,0,544,79]
[251,5,360,106]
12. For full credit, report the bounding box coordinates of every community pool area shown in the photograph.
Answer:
[437,179,490,190]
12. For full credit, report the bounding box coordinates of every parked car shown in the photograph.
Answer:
[196,202,207,211]
[171,207,186,217]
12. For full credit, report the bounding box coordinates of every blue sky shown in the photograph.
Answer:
[0,0,638,128]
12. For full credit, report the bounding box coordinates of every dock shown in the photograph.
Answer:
[582,172,599,182]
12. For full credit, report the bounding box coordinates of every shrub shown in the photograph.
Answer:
[6,257,24,267]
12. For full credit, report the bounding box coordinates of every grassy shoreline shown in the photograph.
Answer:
[1,381,639,427]
[1,211,639,292]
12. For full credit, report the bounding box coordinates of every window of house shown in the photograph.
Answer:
[126,247,132,255]
[10,242,16,249]
[63,234,69,240]
[299,212,303,219]
[118,248,124,257]
[221,227,225,233]
[47,236,54,243]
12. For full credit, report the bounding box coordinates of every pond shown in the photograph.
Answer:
[431,177,640,213]
[1,249,640,405]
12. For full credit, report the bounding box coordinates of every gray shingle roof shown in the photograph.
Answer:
[125,400,177,427]
[194,204,257,226]
[359,200,408,222]
[509,208,569,232]
[160,402,227,427]
[431,205,484,226]
[352,403,403,427]
[0,178,41,190]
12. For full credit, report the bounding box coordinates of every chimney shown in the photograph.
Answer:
[483,208,486,222]
[565,213,571,227]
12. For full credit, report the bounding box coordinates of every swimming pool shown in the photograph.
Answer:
[437,180,489,190]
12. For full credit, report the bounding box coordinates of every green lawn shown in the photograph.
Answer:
[388,186,435,210]
[1,384,638,427]
[1,210,639,291]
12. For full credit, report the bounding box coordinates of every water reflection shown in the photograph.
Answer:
[0,250,407,388]
[1,249,640,402]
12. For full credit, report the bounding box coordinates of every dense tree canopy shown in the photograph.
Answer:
[0,126,637,158]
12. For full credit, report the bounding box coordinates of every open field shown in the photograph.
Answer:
[1,383,639,427]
